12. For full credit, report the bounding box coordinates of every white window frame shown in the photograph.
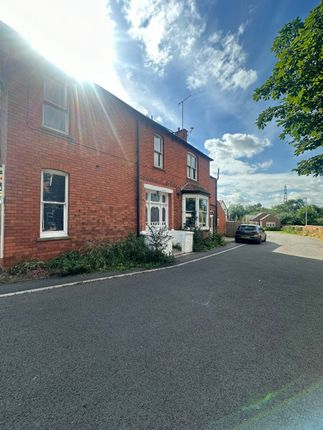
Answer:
[187,153,197,180]
[266,222,276,228]
[42,78,69,134]
[154,135,163,169]
[182,194,209,230]
[40,169,69,238]
[145,190,169,229]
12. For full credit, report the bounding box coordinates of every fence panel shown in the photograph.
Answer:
[225,221,241,237]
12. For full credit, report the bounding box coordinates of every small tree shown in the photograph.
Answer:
[146,225,173,254]
[228,204,247,221]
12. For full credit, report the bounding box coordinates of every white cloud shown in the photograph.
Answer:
[187,30,257,91]
[204,133,323,207]
[216,172,323,208]
[122,1,256,91]
[205,133,271,174]
[123,0,204,74]
[231,69,258,90]
[256,160,273,170]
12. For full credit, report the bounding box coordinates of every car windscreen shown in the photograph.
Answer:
[238,226,257,232]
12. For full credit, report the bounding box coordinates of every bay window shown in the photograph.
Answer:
[182,194,209,230]
[40,170,68,238]
[199,198,208,227]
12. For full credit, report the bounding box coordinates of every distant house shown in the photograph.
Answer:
[249,213,281,229]
[248,212,267,223]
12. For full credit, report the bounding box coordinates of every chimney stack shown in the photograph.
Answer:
[175,128,188,142]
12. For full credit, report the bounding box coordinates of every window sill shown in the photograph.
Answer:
[187,176,197,181]
[153,166,165,172]
[37,235,71,242]
[41,126,75,142]
[182,227,209,231]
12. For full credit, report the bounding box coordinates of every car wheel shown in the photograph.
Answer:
[257,238,261,244]
[235,238,240,243]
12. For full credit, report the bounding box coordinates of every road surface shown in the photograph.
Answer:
[1,233,323,429]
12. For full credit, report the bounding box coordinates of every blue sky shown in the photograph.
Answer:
[1,0,322,207]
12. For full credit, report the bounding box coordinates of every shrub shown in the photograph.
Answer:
[193,229,225,252]
[9,259,47,277]
[46,234,173,277]
[172,243,182,251]
[146,225,173,254]
[46,250,92,276]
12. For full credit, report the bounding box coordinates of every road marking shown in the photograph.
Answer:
[0,244,246,299]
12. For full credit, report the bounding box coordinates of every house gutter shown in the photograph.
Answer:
[136,119,140,237]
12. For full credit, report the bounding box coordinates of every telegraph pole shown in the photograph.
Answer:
[284,185,288,203]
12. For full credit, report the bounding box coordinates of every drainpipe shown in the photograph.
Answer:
[136,119,140,237]
[214,168,219,233]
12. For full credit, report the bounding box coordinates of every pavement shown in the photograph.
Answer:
[0,234,323,429]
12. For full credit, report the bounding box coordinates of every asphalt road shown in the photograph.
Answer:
[1,235,323,429]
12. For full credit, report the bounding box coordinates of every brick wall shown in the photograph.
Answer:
[139,120,216,231]
[2,64,138,266]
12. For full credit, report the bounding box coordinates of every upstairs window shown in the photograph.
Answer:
[41,170,68,238]
[43,78,68,134]
[187,153,197,180]
[154,135,163,168]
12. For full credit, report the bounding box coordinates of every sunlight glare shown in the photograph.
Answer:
[0,0,128,99]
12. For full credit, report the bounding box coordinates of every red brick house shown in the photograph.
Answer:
[0,22,218,267]
[249,213,281,229]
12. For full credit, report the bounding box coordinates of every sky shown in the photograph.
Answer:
[1,0,322,208]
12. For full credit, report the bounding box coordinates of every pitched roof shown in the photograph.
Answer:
[181,182,211,196]
[95,85,213,161]
[250,212,267,220]
[260,214,279,221]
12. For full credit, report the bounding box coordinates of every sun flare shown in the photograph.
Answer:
[0,0,126,97]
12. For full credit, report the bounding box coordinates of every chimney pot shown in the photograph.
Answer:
[175,128,188,141]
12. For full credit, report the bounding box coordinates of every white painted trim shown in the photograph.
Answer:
[182,194,209,230]
[0,244,246,299]
[40,170,69,239]
[187,152,197,181]
[145,191,169,228]
[144,183,173,194]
